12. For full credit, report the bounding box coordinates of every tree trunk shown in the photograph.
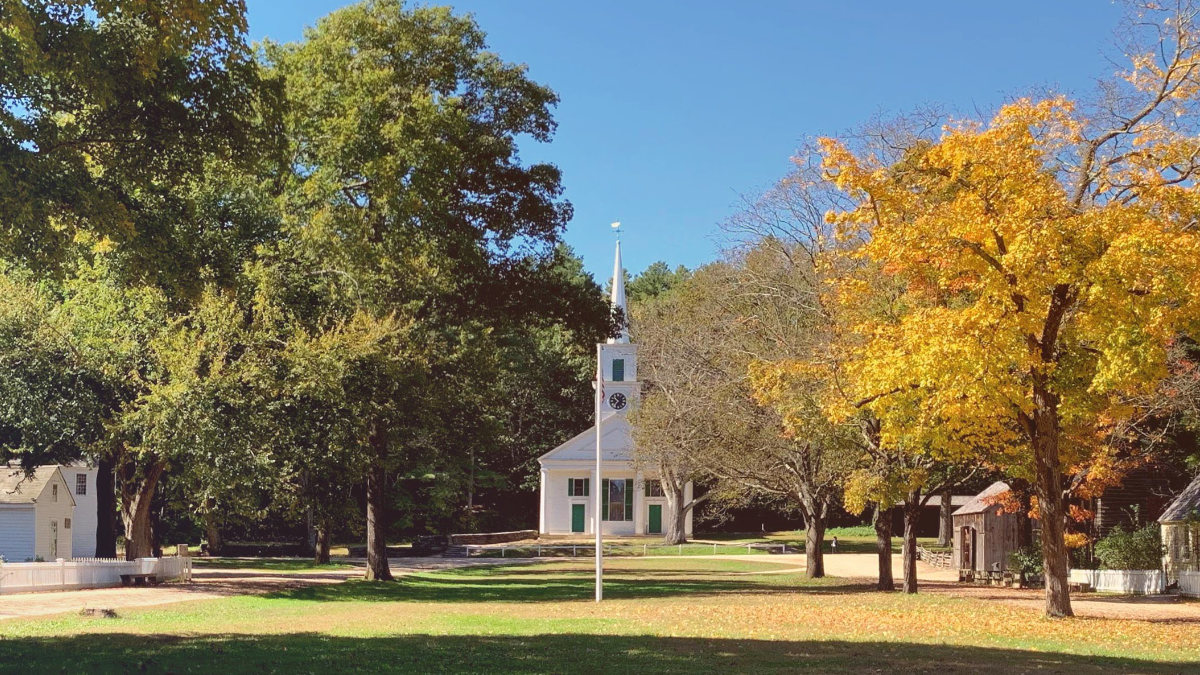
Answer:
[303,506,316,558]
[938,489,953,548]
[95,454,117,558]
[802,505,826,579]
[364,430,392,581]
[119,460,165,561]
[663,480,688,545]
[1033,402,1073,617]
[902,495,921,594]
[203,513,224,556]
[314,521,331,565]
[873,503,895,591]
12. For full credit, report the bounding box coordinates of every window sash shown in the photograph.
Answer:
[567,478,589,497]
[602,479,634,521]
[612,359,625,382]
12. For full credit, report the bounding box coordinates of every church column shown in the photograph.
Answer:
[634,471,644,535]
[539,468,548,534]
[684,481,694,538]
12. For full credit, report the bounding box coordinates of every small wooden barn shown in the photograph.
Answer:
[0,466,75,562]
[1158,473,1200,579]
[952,481,1021,574]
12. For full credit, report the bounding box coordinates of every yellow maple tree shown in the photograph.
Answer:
[820,12,1200,615]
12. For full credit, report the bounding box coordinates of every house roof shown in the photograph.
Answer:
[0,465,66,505]
[953,481,1012,516]
[1159,473,1200,523]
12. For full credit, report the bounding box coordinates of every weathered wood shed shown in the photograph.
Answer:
[952,481,1021,574]
[1158,473,1200,579]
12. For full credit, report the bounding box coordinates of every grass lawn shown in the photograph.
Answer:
[190,557,358,572]
[1,557,1195,673]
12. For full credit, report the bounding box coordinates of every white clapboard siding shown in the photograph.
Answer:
[68,467,98,558]
[1069,569,1166,594]
[0,508,36,562]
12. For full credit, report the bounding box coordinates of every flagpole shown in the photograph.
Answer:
[595,342,604,602]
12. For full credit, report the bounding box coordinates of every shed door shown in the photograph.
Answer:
[960,526,975,570]
[571,504,585,533]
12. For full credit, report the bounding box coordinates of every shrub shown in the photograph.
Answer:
[1008,544,1043,576]
[1094,524,1164,570]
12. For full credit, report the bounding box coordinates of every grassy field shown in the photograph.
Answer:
[1,557,1196,673]
[190,557,358,571]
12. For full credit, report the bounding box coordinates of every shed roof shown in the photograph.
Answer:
[1159,473,1200,523]
[952,481,1012,516]
[0,465,62,505]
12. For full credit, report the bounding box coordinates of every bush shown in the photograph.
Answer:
[1094,524,1163,570]
[1008,543,1043,576]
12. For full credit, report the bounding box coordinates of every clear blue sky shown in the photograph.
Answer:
[245,1,1125,283]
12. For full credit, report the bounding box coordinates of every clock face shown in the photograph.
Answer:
[608,392,627,410]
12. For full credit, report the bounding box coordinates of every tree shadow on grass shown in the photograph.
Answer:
[258,564,888,600]
[0,632,1188,674]
[261,572,879,604]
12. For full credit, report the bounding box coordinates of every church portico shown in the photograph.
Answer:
[536,238,693,539]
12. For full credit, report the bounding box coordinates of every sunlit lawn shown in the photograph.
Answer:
[1,557,1196,673]
[190,557,358,571]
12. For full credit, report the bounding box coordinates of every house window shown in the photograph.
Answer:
[612,359,625,382]
[64,518,72,530]
[76,473,87,496]
[645,479,664,497]
[52,483,58,501]
[567,478,589,497]
[601,479,634,521]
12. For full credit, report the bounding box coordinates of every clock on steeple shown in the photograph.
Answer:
[598,237,639,413]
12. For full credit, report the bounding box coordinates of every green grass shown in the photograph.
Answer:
[191,557,357,571]
[0,557,1195,673]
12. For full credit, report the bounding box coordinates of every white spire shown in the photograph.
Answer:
[608,236,629,344]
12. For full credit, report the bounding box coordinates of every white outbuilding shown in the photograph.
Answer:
[0,465,75,562]
[537,239,693,538]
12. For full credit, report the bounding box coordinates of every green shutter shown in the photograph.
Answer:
[612,359,624,382]
[624,479,633,521]
[644,479,650,497]
[601,479,609,521]
[584,478,589,497]
[567,478,573,497]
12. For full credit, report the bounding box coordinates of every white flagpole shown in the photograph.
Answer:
[595,342,604,602]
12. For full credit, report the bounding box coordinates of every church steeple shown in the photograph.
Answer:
[608,237,629,344]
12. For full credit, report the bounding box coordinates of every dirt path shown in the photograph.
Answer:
[0,557,519,622]
[711,552,1200,622]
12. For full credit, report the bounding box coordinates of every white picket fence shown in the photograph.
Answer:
[0,556,192,594]
[1177,570,1200,598]
[1068,569,1165,594]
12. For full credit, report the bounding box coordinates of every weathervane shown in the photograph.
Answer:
[611,221,621,240]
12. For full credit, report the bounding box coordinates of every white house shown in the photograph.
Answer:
[0,465,75,562]
[64,464,99,558]
[537,240,694,538]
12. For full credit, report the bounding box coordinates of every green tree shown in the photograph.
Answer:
[262,0,591,580]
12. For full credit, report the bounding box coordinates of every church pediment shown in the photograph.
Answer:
[538,413,633,463]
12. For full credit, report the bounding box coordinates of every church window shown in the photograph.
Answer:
[645,479,664,497]
[568,478,589,497]
[612,359,624,382]
[601,479,634,521]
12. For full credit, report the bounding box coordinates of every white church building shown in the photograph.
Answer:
[537,240,694,537]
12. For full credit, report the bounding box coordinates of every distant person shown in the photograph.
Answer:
[831,536,839,553]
